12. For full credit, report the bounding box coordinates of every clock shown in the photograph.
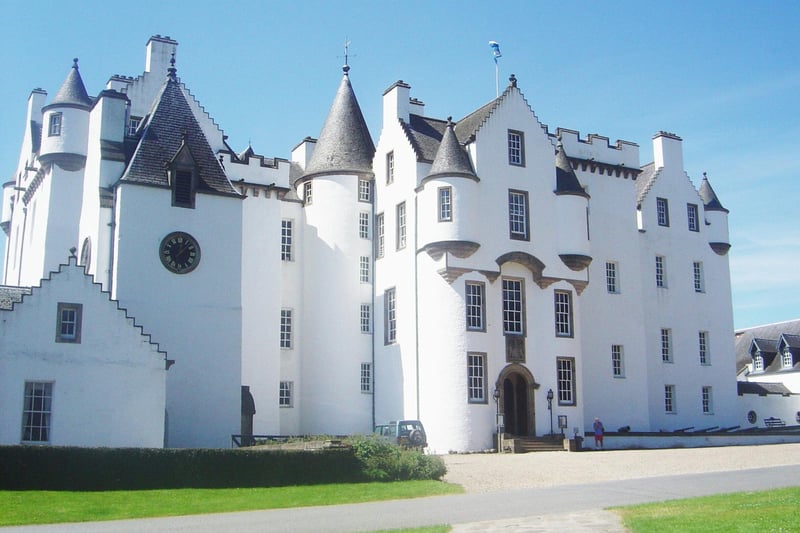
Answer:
[159,231,201,274]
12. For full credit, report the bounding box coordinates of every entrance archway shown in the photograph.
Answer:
[496,364,537,436]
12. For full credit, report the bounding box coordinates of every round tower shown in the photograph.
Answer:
[699,172,730,255]
[39,59,92,171]
[553,141,592,271]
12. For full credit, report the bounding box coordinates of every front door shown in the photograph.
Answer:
[503,373,529,435]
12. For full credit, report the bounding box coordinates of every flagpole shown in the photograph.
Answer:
[489,41,502,98]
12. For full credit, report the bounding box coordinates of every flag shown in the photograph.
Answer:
[489,41,502,63]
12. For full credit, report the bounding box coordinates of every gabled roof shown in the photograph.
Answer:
[751,338,779,355]
[301,66,375,180]
[734,319,800,371]
[555,142,589,198]
[119,70,239,196]
[779,333,800,350]
[699,173,728,213]
[426,120,476,179]
[46,59,92,109]
[454,97,500,145]
[400,114,448,163]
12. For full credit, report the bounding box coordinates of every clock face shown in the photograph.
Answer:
[159,232,201,274]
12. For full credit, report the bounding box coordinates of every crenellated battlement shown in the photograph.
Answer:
[219,149,292,188]
[554,128,639,169]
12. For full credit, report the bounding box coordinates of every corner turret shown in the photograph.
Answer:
[554,141,592,271]
[699,172,731,255]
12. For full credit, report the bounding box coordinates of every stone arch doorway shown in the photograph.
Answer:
[497,364,537,436]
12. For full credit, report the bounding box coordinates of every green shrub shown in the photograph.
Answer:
[348,435,446,482]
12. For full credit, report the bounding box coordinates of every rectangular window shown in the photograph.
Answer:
[606,261,619,294]
[358,179,371,202]
[702,386,713,414]
[655,255,666,288]
[502,278,524,335]
[280,309,293,349]
[665,384,676,413]
[554,290,573,338]
[465,281,485,331]
[396,202,407,250]
[612,344,625,377]
[172,170,194,208]
[699,331,709,365]
[22,381,53,442]
[56,303,82,343]
[360,256,370,283]
[693,261,704,293]
[127,116,141,136]
[661,328,672,363]
[557,357,576,406]
[360,303,371,333]
[657,197,670,226]
[508,189,529,241]
[687,203,699,232]
[281,219,293,261]
[386,152,395,184]
[385,288,397,344]
[754,354,764,372]
[376,213,385,258]
[508,130,525,166]
[279,381,293,407]
[783,348,793,369]
[361,363,372,393]
[438,186,452,222]
[304,181,312,205]
[359,212,370,239]
[467,353,487,403]
[48,113,62,136]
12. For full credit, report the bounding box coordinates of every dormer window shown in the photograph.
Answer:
[754,353,763,372]
[127,116,142,136]
[168,137,198,209]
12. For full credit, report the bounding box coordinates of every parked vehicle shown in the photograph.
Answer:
[374,420,427,449]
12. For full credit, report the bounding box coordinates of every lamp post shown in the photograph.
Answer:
[546,388,554,436]
[493,386,502,453]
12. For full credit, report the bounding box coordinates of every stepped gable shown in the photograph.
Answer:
[554,141,589,198]
[454,98,499,144]
[400,114,447,163]
[302,65,375,179]
[119,68,239,196]
[427,119,476,178]
[635,162,660,204]
[699,173,728,212]
[47,59,92,109]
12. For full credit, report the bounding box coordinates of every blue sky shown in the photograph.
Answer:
[0,0,797,329]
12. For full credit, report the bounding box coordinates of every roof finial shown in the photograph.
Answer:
[509,73,517,88]
[167,51,177,79]
[72,58,79,69]
[342,38,353,75]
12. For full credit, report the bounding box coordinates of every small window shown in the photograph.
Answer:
[22,381,53,442]
[782,347,793,369]
[360,256,370,283]
[699,331,709,365]
[385,288,397,344]
[396,202,407,250]
[754,354,764,372]
[48,113,62,137]
[359,212,370,239]
[606,261,619,294]
[304,181,313,205]
[508,190,529,241]
[467,353,487,403]
[693,261,704,293]
[661,328,672,363]
[127,116,142,136]
[554,290,573,338]
[702,386,713,414]
[375,213,385,258]
[465,281,485,331]
[358,179,371,202]
[360,303,371,333]
[56,303,82,343]
[612,344,625,377]
[655,255,667,288]
[386,152,395,184]
[687,203,699,232]
[656,197,670,227]
[438,186,452,222]
[280,309,293,349]
[279,381,293,407]
[502,278,524,336]
[557,357,576,406]
[172,169,195,208]
[361,363,372,393]
[281,219,293,261]
[508,130,525,166]
[665,384,676,413]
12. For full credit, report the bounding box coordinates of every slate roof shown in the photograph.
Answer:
[46,59,92,109]
[401,114,448,163]
[734,319,800,372]
[737,381,793,396]
[426,121,476,178]
[0,286,31,310]
[119,71,239,196]
[699,173,728,213]
[302,67,375,180]
[555,142,589,198]
[635,162,659,204]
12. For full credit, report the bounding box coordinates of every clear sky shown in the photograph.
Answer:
[0,0,797,329]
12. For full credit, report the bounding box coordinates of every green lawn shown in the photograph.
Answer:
[0,481,463,526]
[615,486,800,533]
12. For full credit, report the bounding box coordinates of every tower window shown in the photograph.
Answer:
[48,113,62,137]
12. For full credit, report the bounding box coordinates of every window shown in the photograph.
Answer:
[655,255,666,288]
[386,152,395,184]
[693,261,704,293]
[385,288,397,344]
[56,303,82,343]
[172,169,195,208]
[612,344,625,377]
[656,197,670,226]
[699,331,709,365]
[554,290,573,337]
[502,278,524,335]
[360,304,371,333]
[361,363,372,393]
[22,382,53,442]
[438,187,452,222]
[687,203,699,232]
[358,179,371,202]
[782,348,793,369]
[465,281,485,331]
[304,181,312,205]
[48,113,62,136]
[279,381,293,407]
[508,190,529,241]
[127,116,142,136]
[702,386,713,414]
[508,130,525,166]
[661,328,672,363]
[376,213,385,258]
[664,384,676,413]
[281,219,293,261]
[467,353,487,403]
[606,261,619,294]
[359,212,370,239]
[280,309,293,349]
[754,353,764,372]
[360,256,370,283]
[396,202,406,250]
[557,357,576,406]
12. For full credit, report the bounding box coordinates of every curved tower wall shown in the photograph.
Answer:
[556,194,590,257]
[705,209,730,250]
[417,176,480,248]
[39,105,90,169]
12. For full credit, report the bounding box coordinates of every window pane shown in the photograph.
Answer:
[502,279,523,335]
[465,282,484,331]
[439,187,452,222]
[467,353,486,402]
[554,291,572,337]
[22,382,53,442]
[557,358,575,405]
[508,191,528,240]
[281,219,293,261]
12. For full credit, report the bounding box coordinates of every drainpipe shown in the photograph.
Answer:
[107,187,117,294]
[16,206,28,286]
[414,195,420,419]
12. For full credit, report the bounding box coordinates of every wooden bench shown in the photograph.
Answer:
[764,417,786,428]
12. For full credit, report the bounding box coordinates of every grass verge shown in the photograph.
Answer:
[615,486,800,532]
[0,481,463,526]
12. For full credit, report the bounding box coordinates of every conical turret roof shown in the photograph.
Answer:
[427,119,476,179]
[699,172,728,213]
[302,66,374,179]
[555,142,589,198]
[47,58,92,109]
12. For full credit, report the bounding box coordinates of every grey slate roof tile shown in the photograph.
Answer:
[427,121,476,178]
[699,173,728,212]
[734,319,800,372]
[555,142,589,198]
[48,59,92,109]
[737,381,793,396]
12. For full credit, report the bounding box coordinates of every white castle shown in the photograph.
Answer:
[1,36,739,451]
